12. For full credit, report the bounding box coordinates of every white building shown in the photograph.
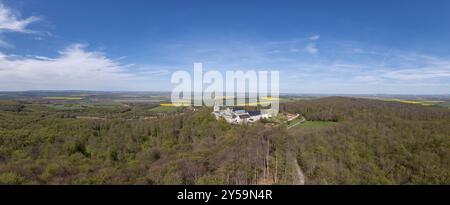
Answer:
[212,103,273,124]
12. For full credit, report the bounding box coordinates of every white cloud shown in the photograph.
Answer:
[351,54,450,81]
[308,34,320,41]
[0,44,140,90]
[136,69,170,77]
[304,43,318,54]
[382,68,450,80]
[0,3,39,33]
[0,3,40,48]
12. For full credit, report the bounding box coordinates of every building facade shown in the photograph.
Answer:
[212,104,273,124]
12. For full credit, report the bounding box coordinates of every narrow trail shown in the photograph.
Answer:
[287,117,306,129]
[287,115,306,184]
[293,158,305,185]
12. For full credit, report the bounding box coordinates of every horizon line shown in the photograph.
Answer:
[0,90,449,96]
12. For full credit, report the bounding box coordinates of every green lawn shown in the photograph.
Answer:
[300,121,337,129]
[288,118,302,125]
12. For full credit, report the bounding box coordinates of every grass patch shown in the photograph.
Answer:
[288,118,302,125]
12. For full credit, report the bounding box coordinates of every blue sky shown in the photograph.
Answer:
[0,0,450,94]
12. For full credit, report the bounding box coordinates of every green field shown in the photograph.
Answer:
[43,97,84,100]
[45,103,122,112]
[300,121,337,129]
[149,106,180,112]
[46,104,84,111]
[436,101,450,109]
[377,98,445,106]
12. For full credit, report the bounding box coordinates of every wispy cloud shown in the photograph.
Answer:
[0,3,40,48]
[0,3,39,33]
[304,43,318,54]
[0,18,448,94]
[142,37,450,93]
[382,68,450,80]
[0,44,139,90]
[349,53,450,82]
[135,68,170,77]
[308,34,320,41]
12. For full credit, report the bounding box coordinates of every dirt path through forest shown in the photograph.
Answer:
[293,158,305,185]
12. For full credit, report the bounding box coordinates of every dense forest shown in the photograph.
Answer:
[284,97,450,184]
[0,97,449,184]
